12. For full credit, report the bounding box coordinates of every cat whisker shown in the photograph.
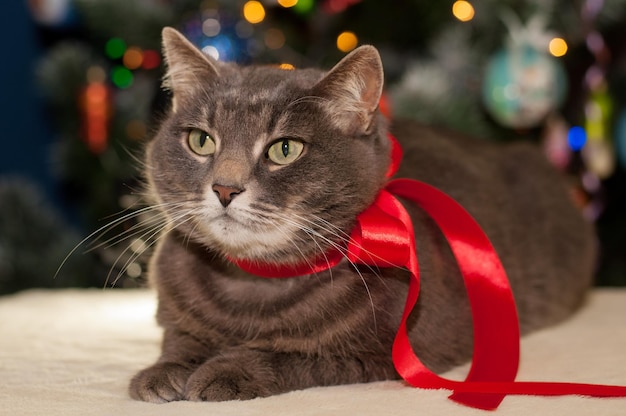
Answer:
[268,212,378,329]
[285,211,393,326]
[85,203,180,253]
[106,206,198,288]
[54,203,165,280]
[294,212,397,278]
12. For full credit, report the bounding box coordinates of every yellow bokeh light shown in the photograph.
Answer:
[279,63,295,70]
[337,31,358,53]
[549,37,568,57]
[243,0,265,24]
[452,0,475,22]
[278,0,298,7]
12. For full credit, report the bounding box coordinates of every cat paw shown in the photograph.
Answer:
[129,362,193,403]
[184,354,278,401]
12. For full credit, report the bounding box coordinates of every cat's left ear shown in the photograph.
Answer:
[313,45,384,135]
[161,27,220,112]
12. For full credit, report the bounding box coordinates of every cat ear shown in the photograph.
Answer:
[313,45,384,135]
[161,27,219,112]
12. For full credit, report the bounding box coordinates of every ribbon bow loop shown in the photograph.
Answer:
[347,190,412,268]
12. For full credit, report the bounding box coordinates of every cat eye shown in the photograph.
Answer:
[187,129,216,156]
[266,139,304,165]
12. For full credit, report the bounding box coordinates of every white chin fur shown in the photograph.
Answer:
[204,216,296,259]
[193,190,304,261]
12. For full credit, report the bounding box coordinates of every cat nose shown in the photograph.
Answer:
[212,184,244,207]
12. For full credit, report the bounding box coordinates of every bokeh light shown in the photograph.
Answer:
[125,119,147,141]
[141,50,161,70]
[86,66,106,83]
[203,18,221,37]
[293,0,314,15]
[279,63,295,70]
[549,37,568,57]
[235,20,254,38]
[452,0,475,22]
[243,1,265,24]
[202,45,220,60]
[111,66,134,89]
[337,31,358,53]
[278,0,298,7]
[264,28,286,50]
[123,47,143,70]
[568,126,587,151]
[83,81,109,154]
[105,37,126,59]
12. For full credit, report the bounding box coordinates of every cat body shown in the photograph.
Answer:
[129,28,595,403]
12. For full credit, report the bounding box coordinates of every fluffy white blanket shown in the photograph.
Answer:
[1,288,625,416]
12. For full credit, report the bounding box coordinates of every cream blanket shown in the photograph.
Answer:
[1,288,625,416]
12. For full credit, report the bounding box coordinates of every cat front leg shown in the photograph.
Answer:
[183,347,397,401]
[129,328,215,403]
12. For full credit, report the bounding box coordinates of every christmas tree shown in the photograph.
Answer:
[6,0,624,294]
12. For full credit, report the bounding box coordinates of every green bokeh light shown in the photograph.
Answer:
[105,38,127,60]
[293,0,314,15]
[111,66,133,89]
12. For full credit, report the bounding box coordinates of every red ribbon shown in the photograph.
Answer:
[234,134,626,410]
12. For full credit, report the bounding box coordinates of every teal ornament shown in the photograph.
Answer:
[483,44,567,129]
[616,109,626,169]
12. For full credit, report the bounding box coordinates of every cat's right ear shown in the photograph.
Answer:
[312,45,384,135]
[161,27,219,112]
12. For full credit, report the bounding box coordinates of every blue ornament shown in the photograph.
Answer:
[483,44,567,129]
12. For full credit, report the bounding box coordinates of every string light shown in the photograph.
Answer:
[568,126,587,151]
[141,50,161,70]
[264,28,286,50]
[235,20,254,38]
[452,0,475,22]
[111,66,133,89]
[86,66,106,83]
[105,37,126,59]
[202,45,220,60]
[243,0,265,24]
[125,120,147,141]
[82,66,110,154]
[123,47,143,70]
[337,31,358,53]
[293,0,314,15]
[202,18,221,37]
[278,0,298,7]
[549,37,568,57]
[324,0,362,14]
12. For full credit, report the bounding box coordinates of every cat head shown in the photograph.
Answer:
[145,27,391,266]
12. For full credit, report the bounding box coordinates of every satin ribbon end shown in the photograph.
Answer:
[448,392,505,411]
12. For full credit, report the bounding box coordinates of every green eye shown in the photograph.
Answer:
[267,139,304,165]
[187,129,216,156]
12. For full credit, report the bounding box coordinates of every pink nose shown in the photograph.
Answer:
[212,184,243,207]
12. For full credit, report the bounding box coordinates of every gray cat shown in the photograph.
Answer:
[129,27,595,403]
